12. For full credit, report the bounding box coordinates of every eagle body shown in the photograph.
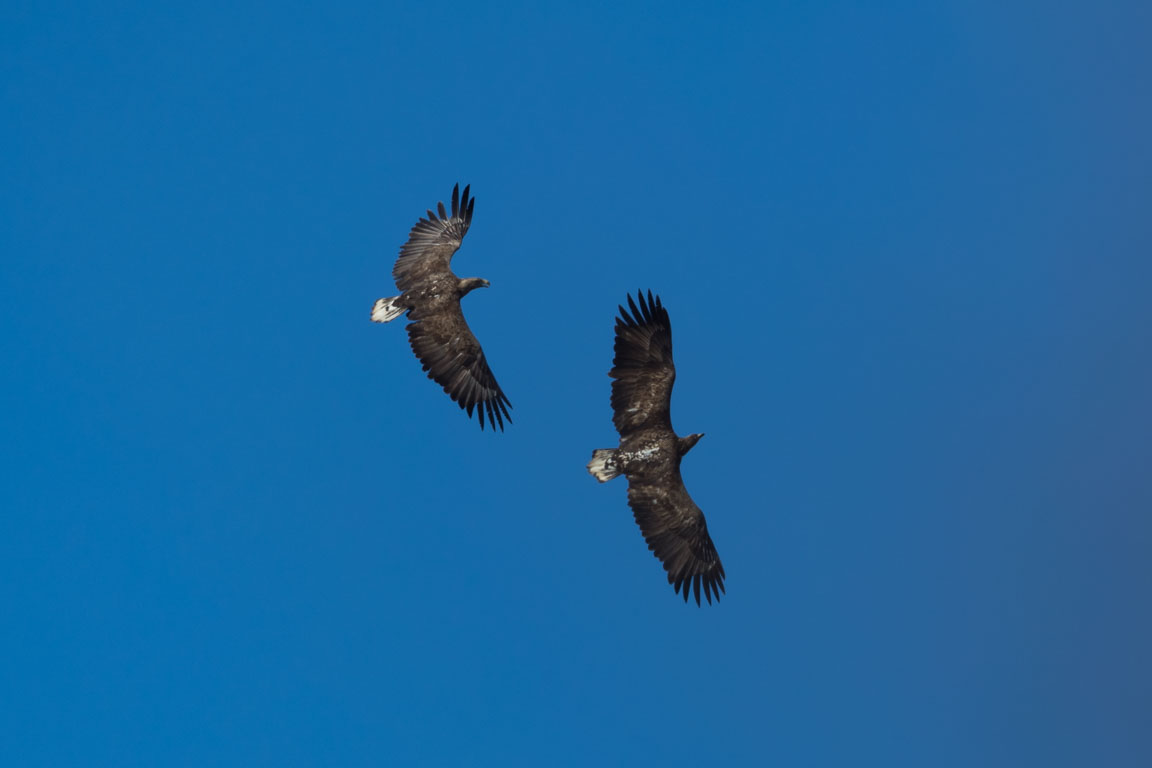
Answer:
[587,291,725,605]
[614,430,680,478]
[370,184,512,430]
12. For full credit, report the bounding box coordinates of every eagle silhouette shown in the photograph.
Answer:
[371,184,512,430]
[587,291,725,605]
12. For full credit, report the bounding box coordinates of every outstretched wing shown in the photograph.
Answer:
[627,471,726,605]
[609,290,675,435]
[405,302,512,431]
[393,183,476,293]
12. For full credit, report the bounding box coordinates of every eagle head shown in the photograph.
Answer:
[458,277,491,295]
[678,433,705,455]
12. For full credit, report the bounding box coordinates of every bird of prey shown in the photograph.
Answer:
[370,184,512,430]
[587,291,725,605]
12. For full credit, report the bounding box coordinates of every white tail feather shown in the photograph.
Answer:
[587,449,621,482]
[371,296,405,323]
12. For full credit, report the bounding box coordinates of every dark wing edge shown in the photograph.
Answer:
[627,474,726,606]
[609,290,675,435]
[406,312,513,432]
[392,183,477,291]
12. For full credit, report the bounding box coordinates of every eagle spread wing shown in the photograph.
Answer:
[392,183,475,292]
[627,476,726,605]
[405,300,512,431]
[389,184,511,430]
[610,291,675,434]
[608,290,725,605]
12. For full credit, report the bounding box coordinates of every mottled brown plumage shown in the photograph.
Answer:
[587,291,725,605]
[370,184,511,430]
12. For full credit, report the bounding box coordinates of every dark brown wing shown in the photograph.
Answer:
[610,290,675,435]
[392,184,476,293]
[405,301,512,431]
[627,468,726,605]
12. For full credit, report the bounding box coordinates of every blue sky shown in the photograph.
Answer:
[2,1,1150,765]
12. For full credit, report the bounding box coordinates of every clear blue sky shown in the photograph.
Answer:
[2,1,1150,765]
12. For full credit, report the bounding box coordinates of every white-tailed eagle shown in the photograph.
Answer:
[587,291,725,605]
[370,184,512,430]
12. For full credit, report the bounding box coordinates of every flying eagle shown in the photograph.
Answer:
[587,291,725,605]
[370,184,512,430]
